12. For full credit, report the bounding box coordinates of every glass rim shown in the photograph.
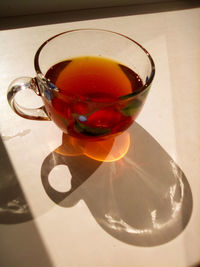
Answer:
[34,28,155,100]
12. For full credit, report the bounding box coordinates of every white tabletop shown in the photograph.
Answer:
[0,5,200,267]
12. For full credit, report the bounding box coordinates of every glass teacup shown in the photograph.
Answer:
[7,29,155,141]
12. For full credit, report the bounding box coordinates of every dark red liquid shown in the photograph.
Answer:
[44,56,143,140]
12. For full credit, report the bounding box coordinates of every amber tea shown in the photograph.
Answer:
[44,56,144,140]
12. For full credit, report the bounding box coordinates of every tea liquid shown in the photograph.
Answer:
[45,56,143,139]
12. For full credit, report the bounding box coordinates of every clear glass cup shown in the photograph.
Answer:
[7,29,155,141]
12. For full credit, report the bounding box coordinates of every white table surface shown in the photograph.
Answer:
[0,5,200,267]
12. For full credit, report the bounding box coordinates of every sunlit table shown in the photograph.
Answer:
[0,5,200,267]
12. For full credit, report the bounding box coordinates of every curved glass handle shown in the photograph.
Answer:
[7,77,50,121]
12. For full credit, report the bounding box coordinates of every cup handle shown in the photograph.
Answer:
[7,77,50,120]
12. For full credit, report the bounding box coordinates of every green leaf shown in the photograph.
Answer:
[122,99,141,116]
[140,86,151,100]
[75,120,110,136]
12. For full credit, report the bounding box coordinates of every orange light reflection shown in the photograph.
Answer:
[84,132,130,162]
[55,132,130,162]
[54,134,84,156]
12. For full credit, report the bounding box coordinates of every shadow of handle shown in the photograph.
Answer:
[40,152,80,206]
[42,176,74,205]
[40,151,102,207]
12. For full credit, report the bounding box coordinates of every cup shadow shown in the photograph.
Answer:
[41,122,193,247]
